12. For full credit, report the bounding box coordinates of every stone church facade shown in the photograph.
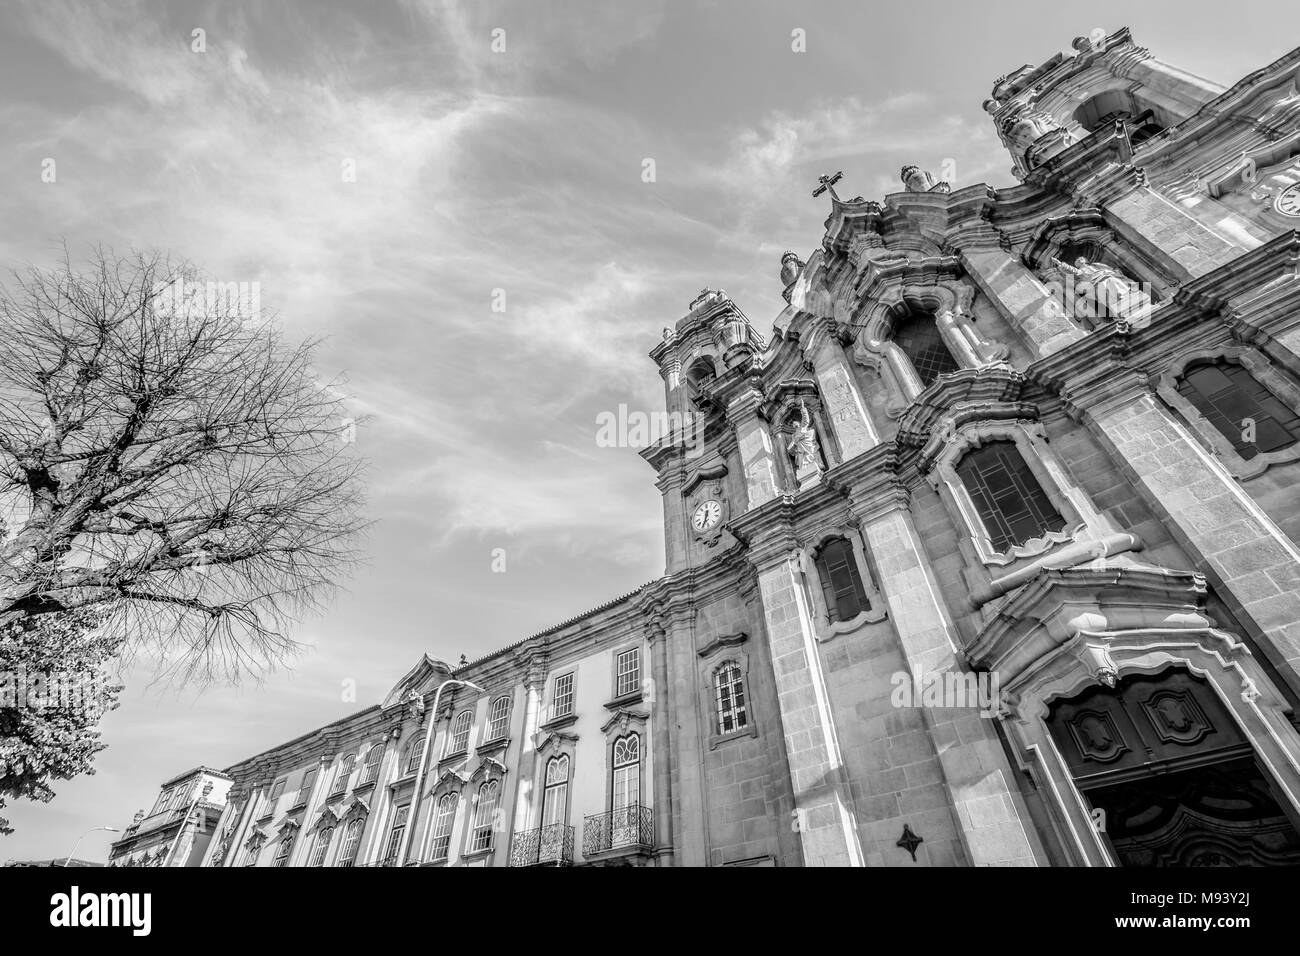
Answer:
[114,27,1300,867]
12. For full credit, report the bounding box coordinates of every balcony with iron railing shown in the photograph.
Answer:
[582,804,654,861]
[509,823,575,866]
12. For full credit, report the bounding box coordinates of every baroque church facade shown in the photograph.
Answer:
[113,27,1300,868]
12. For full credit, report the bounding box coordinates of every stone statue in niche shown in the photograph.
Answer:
[786,400,824,489]
[1051,255,1152,321]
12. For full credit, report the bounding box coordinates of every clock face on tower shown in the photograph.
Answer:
[1276,183,1300,218]
[692,499,722,532]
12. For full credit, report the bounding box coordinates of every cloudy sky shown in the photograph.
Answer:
[1,0,1296,861]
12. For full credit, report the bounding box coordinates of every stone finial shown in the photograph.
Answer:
[901,165,933,192]
[780,251,804,288]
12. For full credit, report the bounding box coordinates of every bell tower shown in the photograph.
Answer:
[984,27,1225,178]
[643,289,766,574]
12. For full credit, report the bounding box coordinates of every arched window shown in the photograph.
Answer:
[335,818,364,868]
[814,537,870,624]
[894,309,959,388]
[1073,91,1166,143]
[309,826,333,867]
[330,754,355,796]
[358,743,384,785]
[402,733,426,776]
[485,696,511,742]
[471,780,501,852]
[445,712,472,756]
[542,755,570,827]
[713,663,749,735]
[686,357,718,389]
[956,440,1065,552]
[612,734,640,810]
[272,831,295,867]
[431,793,457,862]
[1176,360,1300,461]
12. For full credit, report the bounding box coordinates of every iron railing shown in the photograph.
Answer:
[509,824,575,866]
[583,804,653,856]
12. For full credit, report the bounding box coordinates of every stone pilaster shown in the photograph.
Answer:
[855,495,1043,866]
[804,320,879,460]
[509,650,548,838]
[647,618,676,865]
[1072,374,1300,693]
[728,388,780,509]
[1107,185,1249,277]
[750,535,863,866]
[961,247,1085,357]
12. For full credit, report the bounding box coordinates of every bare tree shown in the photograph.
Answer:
[0,247,368,684]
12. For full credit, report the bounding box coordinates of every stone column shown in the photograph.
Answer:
[1074,375,1300,692]
[754,546,863,866]
[728,388,781,509]
[857,497,1043,866]
[961,248,1086,357]
[804,321,879,460]
[647,619,676,865]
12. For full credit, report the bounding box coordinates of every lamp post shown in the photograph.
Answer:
[65,826,121,867]
[395,676,483,866]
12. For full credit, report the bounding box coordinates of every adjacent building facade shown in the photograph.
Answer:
[115,28,1300,867]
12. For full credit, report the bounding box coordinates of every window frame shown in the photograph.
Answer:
[469,780,501,854]
[357,743,384,787]
[931,421,1085,567]
[402,733,426,777]
[291,766,318,808]
[483,696,511,744]
[272,830,296,867]
[712,661,749,737]
[1157,346,1300,479]
[551,672,575,720]
[309,826,334,867]
[335,817,364,868]
[541,754,570,828]
[802,529,887,640]
[956,441,1068,554]
[382,804,410,866]
[430,793,458,863]
[268,777,286,804]
[445,711,473,757]
[330,754,355,797]
[613,646,641,701]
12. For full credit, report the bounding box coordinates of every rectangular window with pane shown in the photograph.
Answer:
[331,754,355,796]
[446,711,472,755]
[292,767,317,807]
[956,441,1065,553]
[615,648,640,698]
[382,805,409,865]
[814,537,869,624]
[471,781,500,852]
[268,778,286,803]
[714,663,749,735]
[552,673,574,719]
[485,696,510,742]
[358,744,383,786]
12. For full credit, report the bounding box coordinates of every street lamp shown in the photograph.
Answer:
[395,676,483,866]
[65,826,121,867]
